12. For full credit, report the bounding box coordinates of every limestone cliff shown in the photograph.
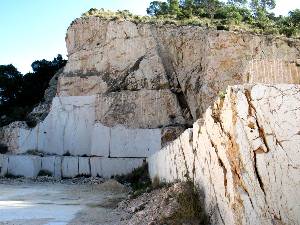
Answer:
[0,16,300,181]
[149,84,300,225]
[63,17,300,120]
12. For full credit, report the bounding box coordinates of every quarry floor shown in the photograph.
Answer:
[0,180,128,225]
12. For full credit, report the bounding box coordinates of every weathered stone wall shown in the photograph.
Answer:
[148,84,300,225]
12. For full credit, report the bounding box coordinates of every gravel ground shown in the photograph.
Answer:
[117,182,206,225]
[0,178,205,225]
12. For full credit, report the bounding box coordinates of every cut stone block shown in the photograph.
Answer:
[62,156,79,178]
[7,155,41,178]
[110,126,161,157]
[90,123,110,156]
[78,157,91,176]
[53,156,62,178]
[0,154,8,176]
[19,127,38,154]
[101,158,145,178]
[38,96,96,156]
[41,156,62,177]
[41,156,55,175]
[90,157,102,177]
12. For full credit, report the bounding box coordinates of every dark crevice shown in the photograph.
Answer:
[105,55,145,93]
[209,139,228,197]
[253,152,266,195]
[179,140,190,180]
[257,126,270,153]
[244,89,267,195]
[128,56,145,74]
[150,26,193,127]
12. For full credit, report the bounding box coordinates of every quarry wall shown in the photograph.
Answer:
[149,84,300,225]
[0,18,299,184]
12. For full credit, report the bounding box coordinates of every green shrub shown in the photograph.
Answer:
[79,7,299,38]
[160,181,209,225]
[114,161,151,191]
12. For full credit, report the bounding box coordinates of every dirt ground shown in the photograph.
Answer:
[0,179,129,225]
[0,178,205,225]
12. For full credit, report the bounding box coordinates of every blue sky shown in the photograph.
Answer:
[0,0,299,74]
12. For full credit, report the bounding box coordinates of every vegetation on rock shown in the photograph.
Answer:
[81,0,299,38]
[114,162,152,192]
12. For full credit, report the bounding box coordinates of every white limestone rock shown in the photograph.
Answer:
[110,125,161,157]
[149,84,300,225]
[41,156,62,177]
[37,96,96,156]
[62,156,79,178]
[78,157,91,176]
[64,17,300,120]
[90,157,145,178]
[90,123,110,157]
[0,154,8,176]
[7,155,41,178]
[90,157,102,177]
[101,158,145,178]
[1,98,163,158]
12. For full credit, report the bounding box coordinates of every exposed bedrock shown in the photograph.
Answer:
[0,17,300,181]
[149,84,300,225]
[64,17,300,119]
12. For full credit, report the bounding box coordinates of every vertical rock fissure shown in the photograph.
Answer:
[209,137,228,198]
[253,151,266,195]
[150,26,193,126]
[108,128,111,158]
[179,139,190,180]
[244,89,267,195]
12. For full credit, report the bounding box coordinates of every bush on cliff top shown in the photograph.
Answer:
[81,1,300,38]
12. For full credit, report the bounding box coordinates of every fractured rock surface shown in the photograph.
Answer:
[149,84,300,225]
[64,17,300,119]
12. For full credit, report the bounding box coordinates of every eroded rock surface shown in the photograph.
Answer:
[149,84,300,225]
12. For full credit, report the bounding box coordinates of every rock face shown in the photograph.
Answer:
[64,17,300,119]
[0,17,299,180]
[149,84,300,225]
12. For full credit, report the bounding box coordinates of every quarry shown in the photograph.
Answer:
[0,14,299,225]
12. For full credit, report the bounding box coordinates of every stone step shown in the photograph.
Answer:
[0,154,144,178]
